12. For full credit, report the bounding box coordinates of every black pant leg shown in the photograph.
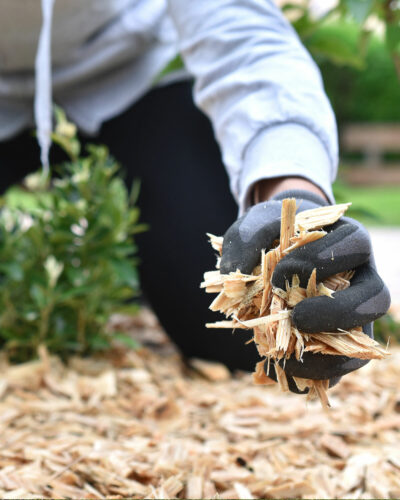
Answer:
[98,81,261,371]
[0,131,42,193]
[0,129,74,192]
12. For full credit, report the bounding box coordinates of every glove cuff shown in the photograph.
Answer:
[271,189,330,207]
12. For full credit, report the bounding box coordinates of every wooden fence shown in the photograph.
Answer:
[340,123,400,185]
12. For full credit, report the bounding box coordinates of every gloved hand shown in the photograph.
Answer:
[220,189,391,393]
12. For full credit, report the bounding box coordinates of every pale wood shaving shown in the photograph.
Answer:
[287,286,307,307]
[313,379,331,409]
[295,202,352,231]
[205,320,238,329]
[317,282,335,298]
[275,315,292,357]
[283,230,327,253]
[206,233,223,254]
[279,198,296,253]
[252,360,275,386]
[323,270,355,292]
[233,310,291,329]
[308,331,389,359]
[224,279,247,300]
[306,268,318,298]
[274,362,289,392]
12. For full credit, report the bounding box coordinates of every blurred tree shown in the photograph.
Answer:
[282,1,400,123]
[318,24,400,123]
[284,0,400,79]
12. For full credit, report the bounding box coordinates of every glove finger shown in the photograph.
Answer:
[220,202,282,274]
[266,361,342,393]
[292,263,391,332]
[280,351,369,381]
[271,219,372,289]
[275,323,374,380]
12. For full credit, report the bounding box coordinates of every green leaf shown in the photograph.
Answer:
[358,28,373,57]
[344,0,373,23]
[386,24,400,52]
[88,335,110,351]
[0,262,24,281]
[113,332,140,350]
[58,285,97,301]
[110,260,139,289]
[129,179,141,206]
[154,54,184,84]
[306,24,365,68]
[130,223,149,235]
[0,328,21,340]
[51,105,81,160]
[292,12,319,40]
[30,284,48,308]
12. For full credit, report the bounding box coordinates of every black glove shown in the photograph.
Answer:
[220,189,391,393]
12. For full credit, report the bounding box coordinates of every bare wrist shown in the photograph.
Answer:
[252,177,329,204]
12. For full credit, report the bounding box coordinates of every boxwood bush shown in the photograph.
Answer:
[0,110,145,361]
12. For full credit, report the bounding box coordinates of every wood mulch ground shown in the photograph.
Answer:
[0,310,399,499]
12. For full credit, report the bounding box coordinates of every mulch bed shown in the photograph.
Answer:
[0,312,399,499]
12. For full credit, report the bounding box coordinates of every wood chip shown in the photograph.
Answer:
[274,362,289,392]
[279,198,296,253]
[306,268,317,298]
[190,358,230,381]
[207,233,223,254]
[320,434,351,459]
[234,482,254,499]
[264,480,314,498]
[186,476,203,499]
[252,360,275,386]
[295,203,352,231]
[283,230,327,253]
[0,324,399,499]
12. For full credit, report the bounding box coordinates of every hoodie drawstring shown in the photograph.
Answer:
[34,0,55,174]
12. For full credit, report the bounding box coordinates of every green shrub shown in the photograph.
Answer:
[317,24,400,124]
[0,111,145,361]
[284,0,400,124]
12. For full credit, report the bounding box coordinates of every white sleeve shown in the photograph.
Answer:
[167,0,338,213]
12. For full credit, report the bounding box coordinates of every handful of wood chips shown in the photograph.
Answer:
[201,199,389,407]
